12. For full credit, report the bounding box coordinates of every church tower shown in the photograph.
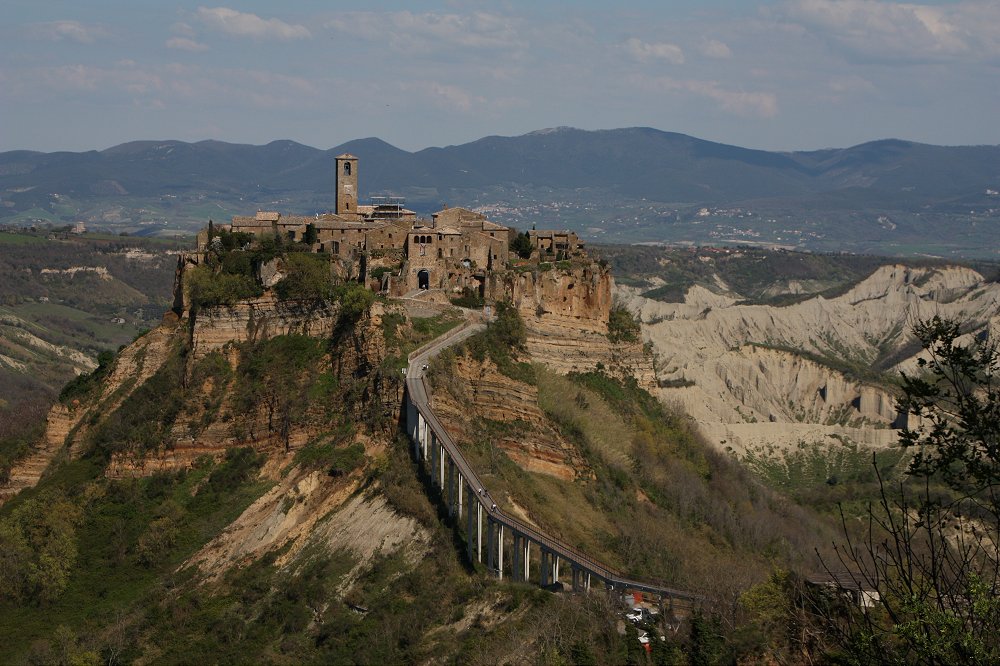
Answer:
[335,153,359,216]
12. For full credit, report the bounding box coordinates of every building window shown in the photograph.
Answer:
[344,162,351,176]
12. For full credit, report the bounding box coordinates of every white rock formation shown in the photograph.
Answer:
[619,265,1000,455]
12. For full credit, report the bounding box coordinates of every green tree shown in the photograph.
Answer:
[304,222,318,246]
[510,231,534,260]
[274,253,334,301]
[608,305,641,343]
[817,316,1000,664]
[0,491,84,603]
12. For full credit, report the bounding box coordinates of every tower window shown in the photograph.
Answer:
[343,162,351,176]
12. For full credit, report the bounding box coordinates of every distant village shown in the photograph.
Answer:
[198,154,585,297]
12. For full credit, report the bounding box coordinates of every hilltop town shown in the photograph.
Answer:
[195,154,584,298]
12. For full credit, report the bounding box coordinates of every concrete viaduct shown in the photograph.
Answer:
[403,317,704,610]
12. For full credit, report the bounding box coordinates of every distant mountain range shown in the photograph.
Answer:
[2,127,999,257]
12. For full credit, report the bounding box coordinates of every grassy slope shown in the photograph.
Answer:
[0,230,184,478]
[440,360,835,602]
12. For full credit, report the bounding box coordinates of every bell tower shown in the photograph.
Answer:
[335,153,359,216]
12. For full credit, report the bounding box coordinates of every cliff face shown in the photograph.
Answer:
[431,356,589,481]
[189,294,342,360]
[619,264,1000,455]
[1,288,394,497]
[488,263,656,389]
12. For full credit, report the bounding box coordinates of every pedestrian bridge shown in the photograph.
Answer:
[403,318,704,610]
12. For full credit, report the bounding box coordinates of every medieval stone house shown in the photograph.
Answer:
[203,155,583,296]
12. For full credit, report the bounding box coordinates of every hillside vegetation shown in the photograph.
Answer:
[0,230,183,485]
[0,240,678,665]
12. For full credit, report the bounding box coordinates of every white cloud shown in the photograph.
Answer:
[400,81,484,112]
[827,74,875,94]
[166,37,209,52]
[326,11,525,53]
[30,20,109,44]
[195,7,310,40]
[699,39,732,59]
[632,74,779,118]
[777,0,1000,62]
[5,62,319,110]
[171,22,196,38]
[622,37,685,64]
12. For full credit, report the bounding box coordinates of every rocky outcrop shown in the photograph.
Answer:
[0,320,182,501]
[488,263,656,389]
[620,265,1000,455]
[184,458,430,584]
[190,294,341,360]
[432,356,589,481]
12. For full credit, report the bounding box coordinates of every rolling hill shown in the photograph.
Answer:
[2,127,999,255]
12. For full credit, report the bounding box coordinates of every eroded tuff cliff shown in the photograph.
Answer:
[1,290,395,500]
[488,263,655,389]
[619,265,1000,455]
[431,355,589,482]
[189,294,344,360]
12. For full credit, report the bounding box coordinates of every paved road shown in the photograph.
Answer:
[404,315,704,604]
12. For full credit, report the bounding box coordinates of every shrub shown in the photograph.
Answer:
[59,350,115,404]
[206,447,265,493]
[186,264,261,309]
[274,253,335,301]
[608,306,640,343]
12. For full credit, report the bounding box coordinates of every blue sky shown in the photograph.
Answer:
[2,1,998,153]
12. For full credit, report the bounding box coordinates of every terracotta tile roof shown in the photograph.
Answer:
[255,211,281,222]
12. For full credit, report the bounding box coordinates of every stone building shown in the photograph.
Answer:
[528,229,583,257]
[202,155,576,297]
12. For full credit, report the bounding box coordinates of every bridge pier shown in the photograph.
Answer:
[511,533,522,582]
[465,483,476,563]
[447,457,455,518]
[429,431,437,486]
[412,408,421,459]
[487,519,496,572]
[540,549,550,587]
[497,523,504,580]
[524,538,531,582]
[439,439,446,488]
[457,472,463,519]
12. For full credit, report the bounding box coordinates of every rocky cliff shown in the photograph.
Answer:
[488,262,656,389]
[189,294,343,360]
[431,355,589,481]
